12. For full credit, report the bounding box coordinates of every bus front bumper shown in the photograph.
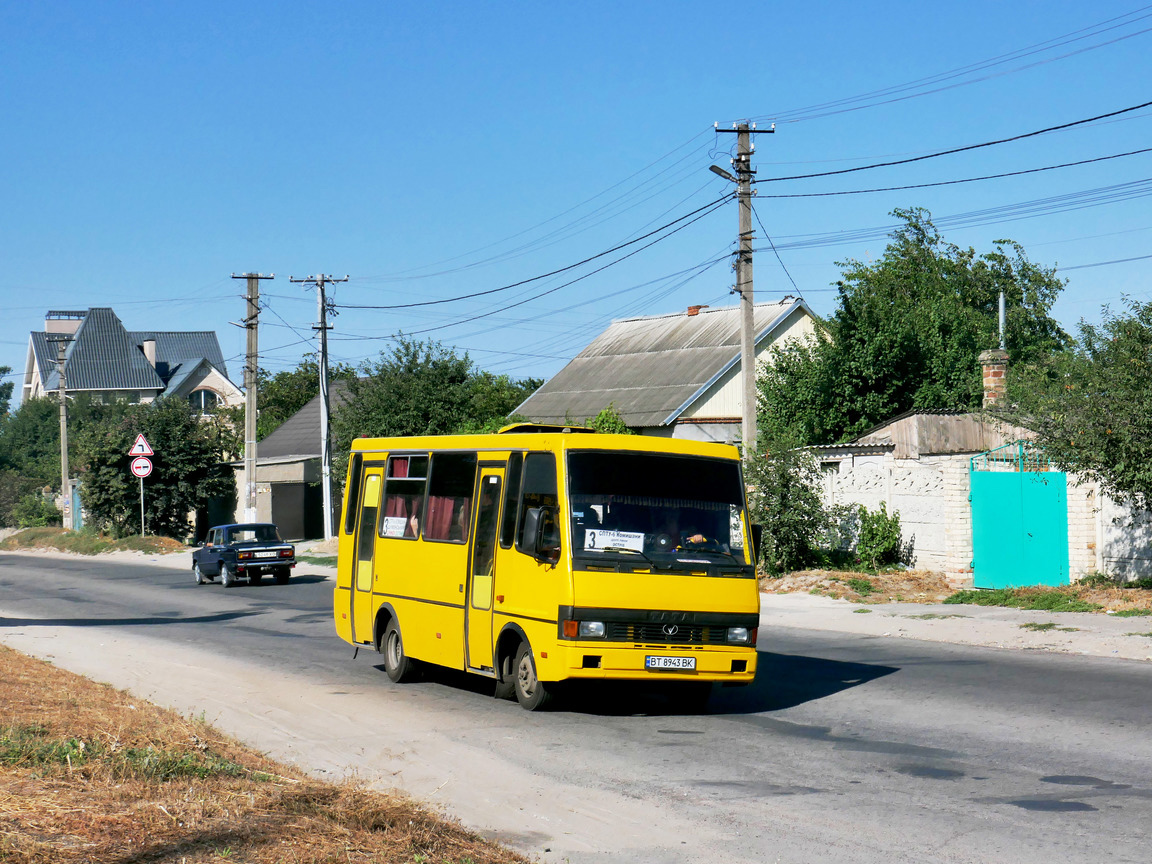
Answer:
[551,642,757,684]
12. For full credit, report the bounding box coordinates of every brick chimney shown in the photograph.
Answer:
[979,348,1008,408]
[142,337,158,368]
[686,304,709,316]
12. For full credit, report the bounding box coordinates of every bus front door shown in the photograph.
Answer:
[466,468,503,672]
[352,469,383,645]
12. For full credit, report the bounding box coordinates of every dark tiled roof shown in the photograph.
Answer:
[30,308,233,394]
[257,379,354,460]
[54,308,165,391]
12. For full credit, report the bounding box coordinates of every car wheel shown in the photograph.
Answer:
[194,562,205,585]
[513,642,553,711]
[275,566,290,585]
[221,565,235,588]
[382,620,418,683]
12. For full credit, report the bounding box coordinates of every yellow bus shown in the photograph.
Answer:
[333,424,761,710]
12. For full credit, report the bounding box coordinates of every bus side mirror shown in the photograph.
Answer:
[750,523,763,564]
[521,506,561,562]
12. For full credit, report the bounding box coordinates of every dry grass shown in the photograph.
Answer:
[0,645,528,864]
[0,527,189,556]
[761,569,956,604]
[761,569,1152,614]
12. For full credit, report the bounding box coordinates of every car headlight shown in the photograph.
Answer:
[726,626,751,644]
[578,621,606,639]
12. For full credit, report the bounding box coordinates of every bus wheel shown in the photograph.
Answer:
[513,642,552,711]
[493,651,515,700]
[383,621,418,684]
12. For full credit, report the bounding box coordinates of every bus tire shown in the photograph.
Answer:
[383,621,418,684]
[513,642,552,711]
[493,651,516,700]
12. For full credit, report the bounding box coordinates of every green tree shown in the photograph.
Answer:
[77,399,235,539]
[759,208,1069,447]
[252,357,358,441]
[0,365,13,420]
[331,338,541,479]
[743,432,828,575]
[585,404,634,435]
[1006,298,1152,507]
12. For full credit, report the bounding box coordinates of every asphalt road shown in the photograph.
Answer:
[2,551,1151,863]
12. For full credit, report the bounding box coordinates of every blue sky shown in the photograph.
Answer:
[2,1,1150,403]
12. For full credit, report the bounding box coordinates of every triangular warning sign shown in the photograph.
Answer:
[129,434,154,457]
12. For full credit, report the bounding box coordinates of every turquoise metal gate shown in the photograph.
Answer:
[970,442,1069,588]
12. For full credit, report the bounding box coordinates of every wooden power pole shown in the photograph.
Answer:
[232,272,274,522]
[714,120,772,454]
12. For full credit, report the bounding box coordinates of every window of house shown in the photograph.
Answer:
[189,389,219,413]
[423,453,478,543]
[380,455,428,540]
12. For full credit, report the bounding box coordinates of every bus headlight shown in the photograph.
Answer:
[578,621,606,639]
[727,626,751,644]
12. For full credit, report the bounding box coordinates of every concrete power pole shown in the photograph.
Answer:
[232,273,274,522]
[291,274,348,540]
[47,335,73,529]
[713,121,773,454]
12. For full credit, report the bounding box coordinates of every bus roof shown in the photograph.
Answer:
[348,430,742,461]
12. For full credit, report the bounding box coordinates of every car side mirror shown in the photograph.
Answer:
[750,523,763,564]
[521,506,561,563]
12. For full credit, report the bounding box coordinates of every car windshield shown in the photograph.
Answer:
[227,525,281,543]
[566,451,747,562]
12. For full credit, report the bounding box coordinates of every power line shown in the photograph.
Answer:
[751,7,1152,124]
[1058,253,1152,271]
[336,194,733,311]
[397,196,731,337]
[754,146,1152,198]
[751,202,799,293]
[752,100,1152,184]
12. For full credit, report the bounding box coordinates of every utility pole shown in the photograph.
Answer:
[713,120,773,454]
[290,274,348,540]
[47,335,72,529]
[231,273,274,522]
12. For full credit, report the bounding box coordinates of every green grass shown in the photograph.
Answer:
[904,613,969,620]
[1111,608,1152,618]
[852,608,873,614]
[846,577,875,596]
[297,553,337,566]
[945,588,1102,613]
[1018,622,1080,632]
[1125,631,1152,638]
[0,724,249,780]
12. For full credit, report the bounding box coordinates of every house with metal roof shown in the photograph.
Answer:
[515,298,818,442]
[22,308,242,409]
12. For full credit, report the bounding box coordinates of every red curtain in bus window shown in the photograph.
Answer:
[425,497,471,542]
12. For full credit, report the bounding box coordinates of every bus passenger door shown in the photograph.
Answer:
[466,468,503,671]
[352,469,383,645]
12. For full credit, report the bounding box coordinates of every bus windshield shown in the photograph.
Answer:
[566,451,747,563]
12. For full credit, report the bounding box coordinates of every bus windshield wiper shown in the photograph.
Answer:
[676,547,740,564]
[600,546,656,566]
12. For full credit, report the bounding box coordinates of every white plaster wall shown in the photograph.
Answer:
[1099,494,1152,580]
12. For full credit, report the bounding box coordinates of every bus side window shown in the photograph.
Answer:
[424,452,478,543]
[516,452,557,552]
[343,453,363,535]
[380,455,428,539]
[500,452,523,548]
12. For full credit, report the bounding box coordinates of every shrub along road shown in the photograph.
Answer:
[2,550,1152,863]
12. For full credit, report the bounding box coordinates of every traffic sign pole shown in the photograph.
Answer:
[140,476,145,537]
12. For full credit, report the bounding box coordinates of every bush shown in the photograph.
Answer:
[11,494,62,528]
[857,502,903,571]
[744,446,828,575]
